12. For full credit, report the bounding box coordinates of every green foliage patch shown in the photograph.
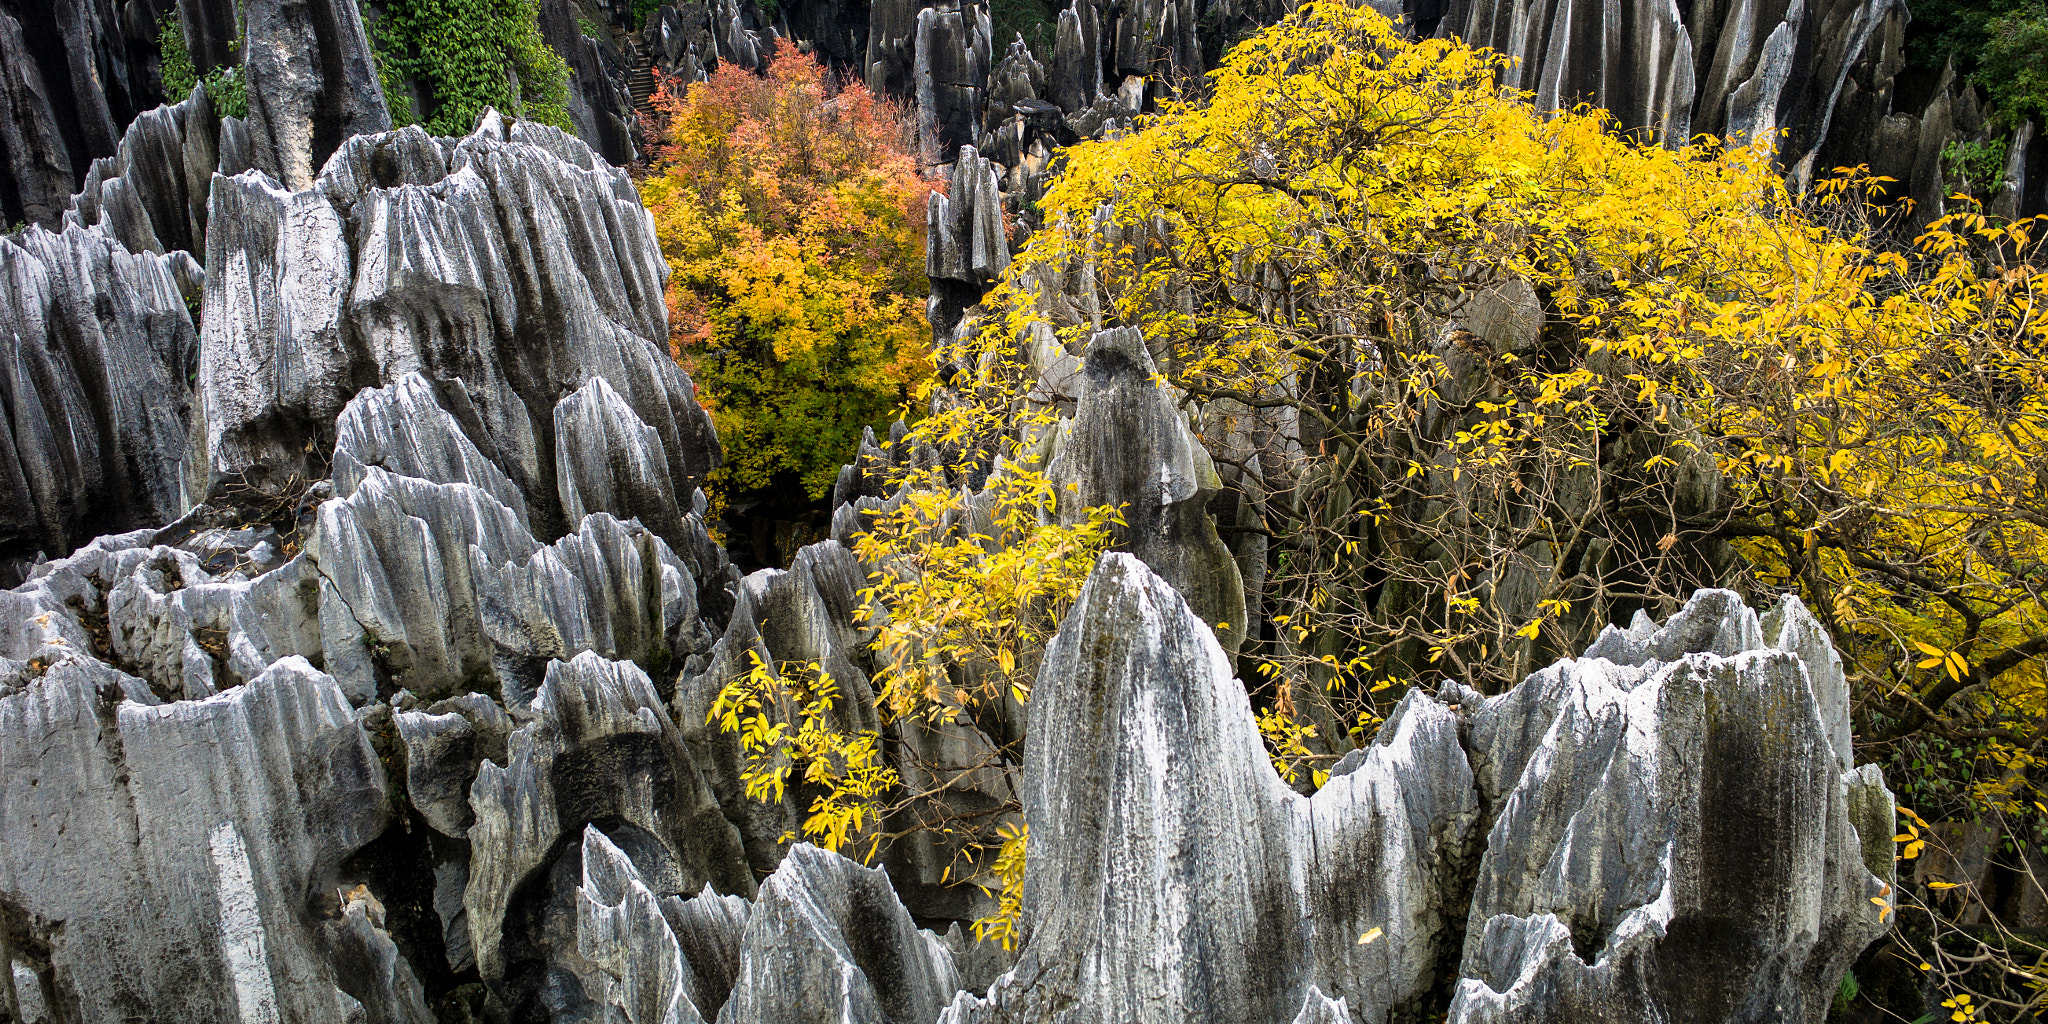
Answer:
[1905,0,2048,128]
[157,13,248,118]
[1979,6,2048,128]
[991,0,1056,56]
[1942,136,2008,194]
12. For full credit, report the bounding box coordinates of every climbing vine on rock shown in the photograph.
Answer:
[370,0,571,135]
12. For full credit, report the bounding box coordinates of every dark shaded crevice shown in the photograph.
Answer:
[343,713,488,1023]
[0,895,79,1024]
[1404,703,1491,1022]
[65,578,151,687]
[722,470,830,572]
[0,129,25,228]
[339,812,488,1023]
[5,0,93,186]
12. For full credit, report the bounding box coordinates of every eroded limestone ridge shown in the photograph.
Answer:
[0,503,1891,1021]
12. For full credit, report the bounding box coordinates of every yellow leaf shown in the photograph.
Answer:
[1927,881,1961,889]
[1357,927,1383,945]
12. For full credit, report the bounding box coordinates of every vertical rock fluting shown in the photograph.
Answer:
[1046,328,1246,653]
[198,113,717,521]
[0,0,162,231]
[1451,592,1893,1022]
[63,85,222,258]
[0,655,390,1022]
[944,553,1479,1024]
[240,0,391,190]
[0,223,198,583]
[0,118,764,1020]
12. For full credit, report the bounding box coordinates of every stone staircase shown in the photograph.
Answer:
[625,38,661,125]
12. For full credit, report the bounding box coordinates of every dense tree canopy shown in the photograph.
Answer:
[642,47,939,512]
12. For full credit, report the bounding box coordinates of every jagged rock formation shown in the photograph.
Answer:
[241,0,392,190]
[0,0,175,229]
[537,0,639,165]
[945,553,1476,1023]
[0,361,1896,1024]
[464,653,751,1017]
[0,651,389,1021]
[0,120,760,1019]
[203,113,708,509]
[63,85,225,257]
[1452,591,1892,1021]
[2,104,718,582]
[1047,327,1245,653]
[941,556,1890,1024]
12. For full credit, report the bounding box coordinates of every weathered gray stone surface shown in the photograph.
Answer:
[396,690,513,837]
[722,843,961,1024]
[927,145,1011,285]
[946,553,1475,1024]
[241,0,391,190]
[1047,328,1246,653]
[0,655,388,1022]
[334,371,532,529]
[63,86,222,258]
[199,115,718,516]
[1450,588,1893,1023]
[0,0,156,233]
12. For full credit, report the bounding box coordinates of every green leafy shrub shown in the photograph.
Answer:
[159,13,198,98]
[991,0,1055,55]
[1942,136,2008,194]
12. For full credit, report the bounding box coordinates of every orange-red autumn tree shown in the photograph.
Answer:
[641,45,940,511]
